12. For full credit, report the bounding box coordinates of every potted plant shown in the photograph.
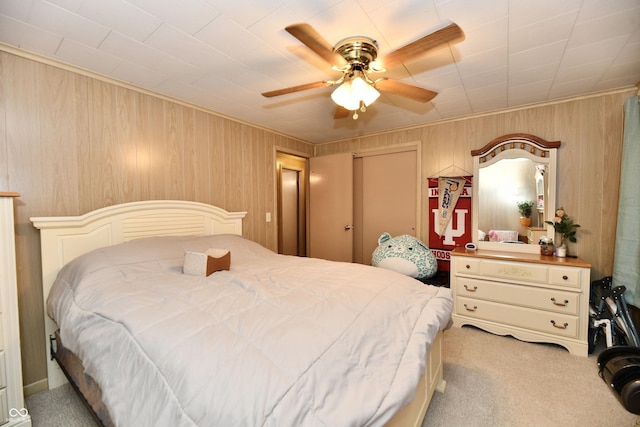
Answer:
[517,200,535,227]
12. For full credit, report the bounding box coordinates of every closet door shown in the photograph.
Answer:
[308,149,418,264]
[354,150,417,264]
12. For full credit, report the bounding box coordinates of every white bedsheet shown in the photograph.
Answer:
[47,234,453,427]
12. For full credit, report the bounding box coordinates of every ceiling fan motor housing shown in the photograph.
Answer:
[334,36,379,69]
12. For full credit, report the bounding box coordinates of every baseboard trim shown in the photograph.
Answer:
[24,378,48,397]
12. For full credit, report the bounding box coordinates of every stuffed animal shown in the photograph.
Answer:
[371,232,437,279]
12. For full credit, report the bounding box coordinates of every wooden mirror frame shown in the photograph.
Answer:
[471,133,561,254]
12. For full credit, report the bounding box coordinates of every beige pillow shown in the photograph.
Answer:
[183,248,230,276]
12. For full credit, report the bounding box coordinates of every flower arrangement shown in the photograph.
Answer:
[545,207,580,247]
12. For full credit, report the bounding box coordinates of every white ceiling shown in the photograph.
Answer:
[1,0,639,144]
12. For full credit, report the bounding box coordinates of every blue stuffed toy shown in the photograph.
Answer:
[371,232,437,279]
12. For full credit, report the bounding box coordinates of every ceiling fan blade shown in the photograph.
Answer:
[334,106,351,119]
[262,81,334,98]
[379,23,464,70]
[375,78,437,103]
[285,23,348,68]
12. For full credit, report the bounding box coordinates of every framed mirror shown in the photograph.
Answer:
[471,133,560,254]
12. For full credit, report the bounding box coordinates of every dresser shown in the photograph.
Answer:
[0,193,31,426]
[450,247,591,357]
[526,227,546,244]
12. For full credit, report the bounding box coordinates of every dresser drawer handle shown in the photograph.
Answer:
[550,320,568,329]
[465,264,471,269]
[464,285,478,292]
[550,298,569,307]
[562,275,568,280]
[464,304,477,312]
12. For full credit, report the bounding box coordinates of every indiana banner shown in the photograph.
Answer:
[437,177,467,236]
[428,176,472,271]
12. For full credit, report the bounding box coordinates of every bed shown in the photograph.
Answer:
[31,200,452,427]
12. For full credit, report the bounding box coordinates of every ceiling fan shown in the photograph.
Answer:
[262,23,464,119]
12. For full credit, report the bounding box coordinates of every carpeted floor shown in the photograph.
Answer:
[26,381,98,426]
[422,326,639,427]
[25,326,640,426]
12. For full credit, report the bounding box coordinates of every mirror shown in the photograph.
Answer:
[471,134,560,254]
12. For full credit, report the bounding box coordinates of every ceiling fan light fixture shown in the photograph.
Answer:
[352,76,380,106]
[331,75,380,111]
[331,81,358,110]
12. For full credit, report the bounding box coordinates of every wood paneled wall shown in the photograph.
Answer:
[0,50,314,389]
[316,89,635,286]
[1,46,635,391]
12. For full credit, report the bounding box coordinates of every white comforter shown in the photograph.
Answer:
[47,234,453,427]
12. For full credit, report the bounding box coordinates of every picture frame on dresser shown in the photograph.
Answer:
[0,192,32,426]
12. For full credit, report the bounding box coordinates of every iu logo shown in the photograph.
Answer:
[432,208,468,246]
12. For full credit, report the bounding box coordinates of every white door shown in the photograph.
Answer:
[309,153,353,261]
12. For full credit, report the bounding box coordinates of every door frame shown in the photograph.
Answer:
[278,142,422,259]
[274,147,309,256]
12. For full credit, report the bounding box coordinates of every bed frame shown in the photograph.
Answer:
[31,200,445,427]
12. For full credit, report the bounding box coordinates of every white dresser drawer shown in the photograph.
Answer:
[456,296,580,339]
[0,314,3,351]
[454,257,481,275]
[549,266,581,289]
[479,260,548,284]
[454,278,580,315]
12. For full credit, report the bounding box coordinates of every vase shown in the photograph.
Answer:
[556,245,567,257]
[558,236,566,247]
[520,217,532,227]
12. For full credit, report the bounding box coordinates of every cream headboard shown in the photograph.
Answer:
[31,200,246,389]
